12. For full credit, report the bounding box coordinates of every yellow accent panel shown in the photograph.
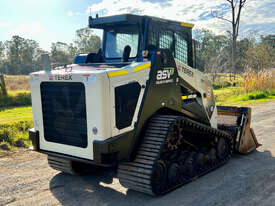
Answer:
[182,96,188,100]
[108,70,128,77]
[181,22,194,28]
[134,62,151,72]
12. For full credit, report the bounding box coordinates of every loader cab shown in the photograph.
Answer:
[87,14,144,64]
[86,14,194,67]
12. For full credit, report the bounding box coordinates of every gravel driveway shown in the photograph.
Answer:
[1,101,275,206]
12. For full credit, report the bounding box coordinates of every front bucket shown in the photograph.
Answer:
[217,106,261,154]
[238,128,261,154]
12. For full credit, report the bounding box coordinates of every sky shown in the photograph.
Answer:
[0,0,274,51]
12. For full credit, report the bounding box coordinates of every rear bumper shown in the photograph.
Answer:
[29,128,129,166]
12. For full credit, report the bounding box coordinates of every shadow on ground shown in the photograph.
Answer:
[50,150,275,206]
[49,166,153,206]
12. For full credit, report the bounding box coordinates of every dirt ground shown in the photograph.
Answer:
[1,101,275,206]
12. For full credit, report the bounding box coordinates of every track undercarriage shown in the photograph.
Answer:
[118,115,234,195]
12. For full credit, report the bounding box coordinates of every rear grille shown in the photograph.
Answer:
[40,82,87,148]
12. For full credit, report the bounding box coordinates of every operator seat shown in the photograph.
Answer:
[122,45,131,62]
[147,44,157,51]
[85,48,103,63]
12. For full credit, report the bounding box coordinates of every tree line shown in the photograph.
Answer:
[0,28,274,75]
[0,28,101,75]
[194,30,275,74]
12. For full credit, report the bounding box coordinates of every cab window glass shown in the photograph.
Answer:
[174,32,188,64]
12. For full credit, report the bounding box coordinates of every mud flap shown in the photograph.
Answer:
[217,106,261,154]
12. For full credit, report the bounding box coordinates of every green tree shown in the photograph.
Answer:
[0,41,4,60]
[68,43,78,62]
[260,35,275,67]
[261,35,275,49]
[245,43,273,71]
[236,34,256,72]
[0,41,5,73]
[50,42,72,66]
[5,35,23,74]
[4,36,42,74]
[21,39,41,73]
[74,27,101,54]
[194,29,230,73]
[213,0,248,75]
[49,28,101,67]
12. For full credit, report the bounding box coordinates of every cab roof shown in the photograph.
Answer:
[88,14,194,30]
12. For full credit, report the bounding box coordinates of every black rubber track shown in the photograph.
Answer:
[118,115,233,196]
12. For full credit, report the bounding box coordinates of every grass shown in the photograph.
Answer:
[0,75,32,154]
[0,75,32,153]
[0,106,33,124]
[0,106,33,154]
[214,87,275,106]
[209,73,242,89]
[0,90,31,108]
[8,90,30,96]
[213,69,275,106]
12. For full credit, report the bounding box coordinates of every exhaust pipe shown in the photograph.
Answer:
[41,54,51,72]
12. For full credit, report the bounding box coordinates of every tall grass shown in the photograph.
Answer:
[4,75,30,91]
[214,69,275,106]
[242,68,274,93]
[0,76,31,107]
[272,69,275,89]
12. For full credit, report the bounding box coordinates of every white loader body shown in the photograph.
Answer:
[30,62,151,160]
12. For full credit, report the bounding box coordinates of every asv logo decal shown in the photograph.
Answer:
[156,68,174,80]
[156,68,175,85]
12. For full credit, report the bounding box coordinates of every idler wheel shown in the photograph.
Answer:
[182,152,196,178]
[216,137,228,160]
[208,148,216,163]
[195,152,205,170]
[152,160,167,193]
[178,151,189,165]
[168,163,181,185]
[167,123,182,150]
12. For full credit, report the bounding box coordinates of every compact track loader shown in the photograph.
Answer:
[29,14,260,195]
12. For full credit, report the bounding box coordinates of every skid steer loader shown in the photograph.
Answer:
[29,14,261,195]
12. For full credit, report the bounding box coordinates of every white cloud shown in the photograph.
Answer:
[10,22,45,38]
[67,10,74,17]
[241,0,275,25]
[86,0,275,36]
[67,10,87,17]
[0,22,12,27]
